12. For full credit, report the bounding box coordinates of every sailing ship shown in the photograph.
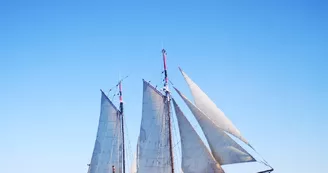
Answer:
[133,49,274,173]
[87,81,127,173]
[87,49,274,173]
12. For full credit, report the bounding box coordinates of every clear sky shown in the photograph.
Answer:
[1,0,327,172]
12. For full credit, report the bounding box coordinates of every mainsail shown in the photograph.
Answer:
[178,68,249,144]
[174,87,255,165]
[88,90,123,173]
[136,80,172,173]
[172,99,225,173]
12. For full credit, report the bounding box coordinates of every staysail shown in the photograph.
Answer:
[174,88,255,165]
[136,80,172,173]
[89,90,123,173]
[179,68,249,145]
[172,99,225,173]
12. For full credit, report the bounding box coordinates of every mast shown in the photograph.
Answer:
[162,49,175,173]
[118,81,125,173]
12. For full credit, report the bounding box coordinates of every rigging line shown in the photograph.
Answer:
[179,101,273,169]
[154,100,169,167]
[117,75,129,84]
[259,160,272,169]
[156,99,180,169]
[173,89,267,159]
[162,49,175,173]
[170,104,181,167]
[173,92,273,170]
[152,71,165,91]
[169,79,174,86]
[166,104,172,166]
[123,116,133,171]
[167,79,183,163]
[254,154,273,169]
[111,92,118,102]
[257,169,274,173]
[108,117,121,170]
[244,141,272,168]
[107,75,130,96]
[118,118,123,171]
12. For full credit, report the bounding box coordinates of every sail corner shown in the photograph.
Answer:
[142,79,151,85]
[171,98,178,106]
[178,66,188,78]
[178,66,183,72]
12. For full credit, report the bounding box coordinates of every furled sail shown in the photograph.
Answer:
[89,90,123,173]
[174,88,255,165]
[136,80,172,173]
[179,68,249,145]
[172,99,225,173]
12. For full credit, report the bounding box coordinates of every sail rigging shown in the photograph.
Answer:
[176,67,274,172]
[136,80,173,173]
[162,49,175,173]
[136,49,175,173]
[88,90,123,173]
[118,81,126,173]
[178,68,249,144]
[172,99,225,173]
[174,87,255,165]
[86,49,274,173]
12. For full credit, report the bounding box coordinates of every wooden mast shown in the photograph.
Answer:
[162,49,175,173]
[118,81,125,173]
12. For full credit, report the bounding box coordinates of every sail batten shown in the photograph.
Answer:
[179,68,249,145]
[174,87,256,165]
[136,80,172,173]
[172,99,225,173]
[89,90,123,173]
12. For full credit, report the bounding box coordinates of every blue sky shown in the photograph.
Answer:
[1,0,327,172]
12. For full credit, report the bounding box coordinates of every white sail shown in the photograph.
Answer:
[179,68,249,144]
[89,90,122,173]
[137,80,172,173]
[172,99,225,173]
[174,88,256,165]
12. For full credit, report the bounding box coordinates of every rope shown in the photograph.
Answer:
[107,75,129,98]
[123,117,133,173]
[247,143,273,169]
[170,104,182,170]
[108,117,121,171]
